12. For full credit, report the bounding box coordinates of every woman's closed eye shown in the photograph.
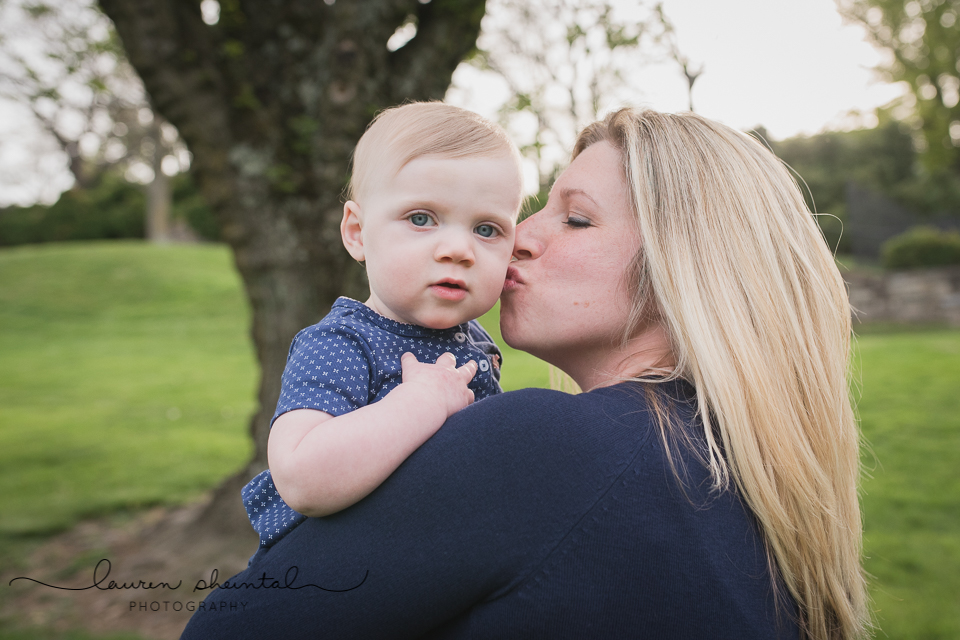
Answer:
[408,212,436,227]
[563,215,592,229]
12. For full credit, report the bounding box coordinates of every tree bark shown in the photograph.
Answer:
[146,149,172,243]
[97,0,487,535]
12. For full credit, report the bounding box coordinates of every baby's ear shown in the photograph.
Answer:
[341,201,365,263]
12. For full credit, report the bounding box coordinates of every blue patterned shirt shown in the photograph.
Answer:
[242,297,503,548]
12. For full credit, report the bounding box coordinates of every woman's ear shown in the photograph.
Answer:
[341,201,365,263]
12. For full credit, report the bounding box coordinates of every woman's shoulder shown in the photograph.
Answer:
[424,380,698,498]
[455,379,695,446]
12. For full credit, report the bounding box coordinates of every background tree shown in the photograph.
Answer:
[658,3,701,113]
[0,0,189,241]
[455,0,680,196]
[756,116,918,253]
[96,0,487,533]
[838,0,960,194]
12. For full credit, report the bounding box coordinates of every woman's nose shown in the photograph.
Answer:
[512,213,545,261]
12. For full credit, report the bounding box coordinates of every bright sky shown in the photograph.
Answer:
[641,0,905,138]
[0,0,905,206]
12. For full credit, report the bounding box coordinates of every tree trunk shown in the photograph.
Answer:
[98,0,487,536]
[146,148,172,243]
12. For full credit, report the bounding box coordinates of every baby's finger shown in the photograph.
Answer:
[458,359,478,382]
[435,352,458,368]
[399,352,419,375]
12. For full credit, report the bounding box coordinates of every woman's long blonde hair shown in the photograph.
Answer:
[574,109,868,640]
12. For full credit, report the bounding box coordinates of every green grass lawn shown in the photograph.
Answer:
[854,330,960,638]
[477,304,551,391]
[0,242,256,540]
[0,242,957,638]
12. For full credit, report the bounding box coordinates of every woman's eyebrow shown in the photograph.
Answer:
[557,187,599,206]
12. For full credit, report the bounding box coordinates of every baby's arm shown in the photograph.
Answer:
[268,352,477,517]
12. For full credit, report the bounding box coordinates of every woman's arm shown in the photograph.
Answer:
[182,388,640,639]
[269,353,477,516]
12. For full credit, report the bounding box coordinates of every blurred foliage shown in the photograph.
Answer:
[520,189,550,221]
[0,0,186,192]
[462,0,681,192]
[172,174,220,241]
[0,173,218,246]
[881,225,960,268]
[839,0,960,178]
[756,116,960,253]
[0,174,144,246]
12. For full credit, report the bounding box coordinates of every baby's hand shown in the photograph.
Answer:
[399,352,477,421]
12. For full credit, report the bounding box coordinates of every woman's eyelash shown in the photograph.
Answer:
[563,217,592,228]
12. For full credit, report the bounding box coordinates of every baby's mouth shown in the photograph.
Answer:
[430,279,468,300]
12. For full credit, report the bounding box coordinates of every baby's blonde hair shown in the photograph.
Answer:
[348,102,522,204]
[574,109,868,640]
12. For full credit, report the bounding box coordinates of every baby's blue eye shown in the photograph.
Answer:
[475,224,497,238]
[410,213,432,227]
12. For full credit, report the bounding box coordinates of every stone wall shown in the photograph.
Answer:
[846,266,960,325]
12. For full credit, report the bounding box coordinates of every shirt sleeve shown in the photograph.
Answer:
[180,388,644,639]
[272,323,374,425]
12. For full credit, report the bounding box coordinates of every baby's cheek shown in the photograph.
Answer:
[496,246,515,281]
[501,234,517,264]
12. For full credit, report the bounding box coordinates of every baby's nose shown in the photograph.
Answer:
[434,229,476,264]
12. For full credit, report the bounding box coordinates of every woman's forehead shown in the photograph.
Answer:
[553,142,629,209]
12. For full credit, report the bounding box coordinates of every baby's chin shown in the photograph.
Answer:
[416,314,479,331]
[369,292,500,330]
[415,305,497,331]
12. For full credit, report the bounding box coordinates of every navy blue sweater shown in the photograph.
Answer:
[181,381,798,639]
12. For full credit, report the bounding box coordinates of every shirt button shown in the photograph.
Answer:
[454,332,467,343]
[478,359,490,372]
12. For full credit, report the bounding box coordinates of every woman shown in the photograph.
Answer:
[182,109,868,639]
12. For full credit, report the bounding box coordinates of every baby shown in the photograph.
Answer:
[242,102,523,549]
